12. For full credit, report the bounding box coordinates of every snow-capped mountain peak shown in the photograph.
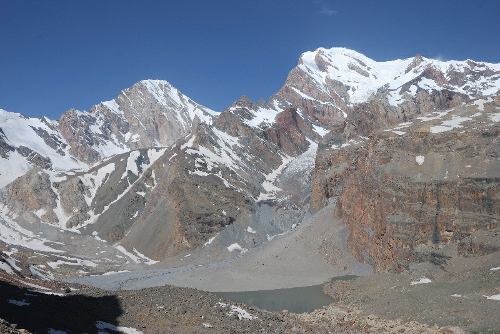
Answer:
[0,80,219,188]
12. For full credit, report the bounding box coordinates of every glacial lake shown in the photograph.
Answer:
[213,275,357,313]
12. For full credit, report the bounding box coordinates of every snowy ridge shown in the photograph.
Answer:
[0,79,219,189]
[74,147,167,229]
[0,109,87,188]
[297,47,500,109]
[185,128,247,190]
[142,80,218,127]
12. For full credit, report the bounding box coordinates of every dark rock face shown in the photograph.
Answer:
[0,128,15,159]
[16,146,52,169]
[58,109,101,163]
[263,107,316,156]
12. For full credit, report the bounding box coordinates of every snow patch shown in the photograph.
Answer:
[484,294,500,301]
[488,112,500,122]
[9,299,30,306]
[416,156,425,165]
[257,155,294,201]
[102,270,131,276]
[204,233,219,246]
[227,243,243,252]
[429,115,473,133]
[246,226,257,234]
[474,97,494,111]
[133,248,158,265]
[181,135,196,150]
[410,278,432,285]
[228,305,257,320]
[95,321,143,334]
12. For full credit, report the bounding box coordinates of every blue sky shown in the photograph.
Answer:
[1,0,499,120]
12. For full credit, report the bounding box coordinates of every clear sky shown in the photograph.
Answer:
[1,0,499,120]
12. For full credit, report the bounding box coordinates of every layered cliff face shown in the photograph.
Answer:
[318,95,500,273]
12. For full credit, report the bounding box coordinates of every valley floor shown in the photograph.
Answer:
[67,206,373,292]
[2,209,499,333]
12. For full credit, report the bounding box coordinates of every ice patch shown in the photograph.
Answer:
[246,226,256,234]
[416,156,425,165]
[490,267,500,271]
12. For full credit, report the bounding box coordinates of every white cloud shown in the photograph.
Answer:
[320,4,338,16]
[315,1,338,16]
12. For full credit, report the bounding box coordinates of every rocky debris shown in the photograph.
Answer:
[0,318,31,334]
[295,304,465,334]
[0,277,298,334]
[321,251,500,333]
[0,271,473,334]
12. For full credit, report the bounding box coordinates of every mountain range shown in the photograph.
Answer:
[1,46,500,285]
